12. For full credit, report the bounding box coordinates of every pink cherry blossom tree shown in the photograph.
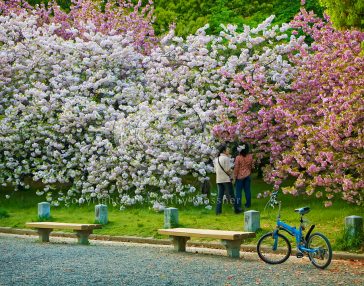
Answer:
[215,9,364,206]
[276,10,364,206]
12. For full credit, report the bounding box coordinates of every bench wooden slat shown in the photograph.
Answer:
[25,222,102,231]
[158,228,255,240]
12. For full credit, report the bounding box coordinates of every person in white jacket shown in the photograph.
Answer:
[213,144,239,215]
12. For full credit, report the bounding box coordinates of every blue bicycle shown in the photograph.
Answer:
[257,192,333,269]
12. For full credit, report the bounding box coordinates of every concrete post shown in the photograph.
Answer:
[345,215,363,236]
[37,228,52,242]
[244,210,260,232]
[164,207,179,228]
[221,239,242,258]
[171,236,190,252]
[38,202,50,220]
[75,230,92,245]
[95,204,108,225]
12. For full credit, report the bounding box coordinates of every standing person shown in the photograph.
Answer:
[214,144,238,215]
[233,143,253,213]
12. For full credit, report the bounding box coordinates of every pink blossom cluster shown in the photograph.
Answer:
[0,0,157,53]
[217,9,364,206]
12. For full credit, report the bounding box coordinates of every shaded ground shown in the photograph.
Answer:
[0,234,363,286]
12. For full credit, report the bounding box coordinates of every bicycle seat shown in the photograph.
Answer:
[294,206,310,215]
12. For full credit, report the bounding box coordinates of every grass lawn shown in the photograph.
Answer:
[0,174,363,252]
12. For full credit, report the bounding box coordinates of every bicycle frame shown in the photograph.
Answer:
[272,201,318,254]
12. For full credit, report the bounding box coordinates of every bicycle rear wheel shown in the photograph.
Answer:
[257,232,291,264]
[306,232,332,269]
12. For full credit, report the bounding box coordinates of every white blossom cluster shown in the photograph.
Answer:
[0,12,299,209]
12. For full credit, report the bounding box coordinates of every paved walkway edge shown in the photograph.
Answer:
[0,227,362,261]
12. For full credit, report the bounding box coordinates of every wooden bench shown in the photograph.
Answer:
[25,222,102,245]
[158,228,255,258]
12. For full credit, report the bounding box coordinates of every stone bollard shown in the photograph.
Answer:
[164,207,179,228]
[244,210,260,232]
[345,215,363,237]
[38,202,50,220]
[95,204,108,225]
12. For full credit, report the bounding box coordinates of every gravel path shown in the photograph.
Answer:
[0,234,363,286]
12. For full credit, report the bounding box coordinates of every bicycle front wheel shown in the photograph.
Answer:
[257,232,291,264]
[306,232,332,269]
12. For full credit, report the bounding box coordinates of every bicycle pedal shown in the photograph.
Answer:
[296,252,304,258]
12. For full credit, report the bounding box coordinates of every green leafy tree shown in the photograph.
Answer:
[153,0,323,36]
[319,0,364,29]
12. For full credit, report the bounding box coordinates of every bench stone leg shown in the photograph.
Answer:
[37,228,53,242]
[221,239,242,258]
[171,236,190,252]
[75,230,93,245]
